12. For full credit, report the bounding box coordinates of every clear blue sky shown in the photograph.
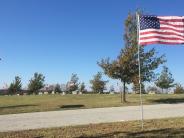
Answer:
[1,0,184,89]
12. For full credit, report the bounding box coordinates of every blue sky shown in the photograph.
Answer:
[0,0,184,89]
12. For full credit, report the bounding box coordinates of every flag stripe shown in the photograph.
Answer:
[159,19,184,22]
[140,28,184,34]
[158,16,184,20]
[140,33,184,39]
[140,36,184,41]
[160,21,184,26]
[160,25,184,31]
[140,41,184,45]
[160,27,184,33]
[140,30,184,37]
[160,22,184,28]
[139,38,184,43]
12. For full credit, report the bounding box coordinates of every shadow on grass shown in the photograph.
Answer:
[78,128,184,138]
[150,98,184,104]
[0,104,38,109]
[60,104,85,109]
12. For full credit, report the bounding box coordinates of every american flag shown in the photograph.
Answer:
[138,15,184,45]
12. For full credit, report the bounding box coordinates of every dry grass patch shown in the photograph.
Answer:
[1,117,184,138]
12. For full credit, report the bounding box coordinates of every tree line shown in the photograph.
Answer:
[6,72,108,95]
[6,64,184,96]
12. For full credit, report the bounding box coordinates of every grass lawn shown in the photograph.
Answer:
[0,94,184,115]
[1,117,184,138]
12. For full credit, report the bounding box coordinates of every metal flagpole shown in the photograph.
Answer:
[136,12,144,130]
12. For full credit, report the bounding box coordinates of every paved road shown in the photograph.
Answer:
[0,103,184,132]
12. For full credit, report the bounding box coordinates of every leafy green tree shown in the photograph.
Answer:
[155,66,175,93]
[28,73,45,94]
[98,11,165,102]
[55,84,61,93]
[67,73,79,93]
[79,82,85,92]
[8,83,14,95]
[98,48,134,102]
[8,76,22,95]
[90,72,108,93]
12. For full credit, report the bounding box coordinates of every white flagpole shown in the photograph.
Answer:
[136,12,144,130]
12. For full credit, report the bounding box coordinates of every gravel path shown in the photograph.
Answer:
[0,103,184,132]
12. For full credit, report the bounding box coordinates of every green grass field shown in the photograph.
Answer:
[0,94,184,115]
[1,117,184,138]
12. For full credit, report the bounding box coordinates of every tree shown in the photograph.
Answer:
[155,66,175,93]
[90,72,108,93]
[98,47,135,102]
[8,76,22,95]
[55,84,61,93]
[67,73,79,93]
[79,82,85,92]
[98,11,165,102]
[28,73,45,94]
[174,84,184,94]
[8,83,15,95]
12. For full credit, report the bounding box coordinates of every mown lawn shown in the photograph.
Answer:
[0,94,184,115]
[1,117,184,138]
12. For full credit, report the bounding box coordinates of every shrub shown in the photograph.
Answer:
[174,84,184,94]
